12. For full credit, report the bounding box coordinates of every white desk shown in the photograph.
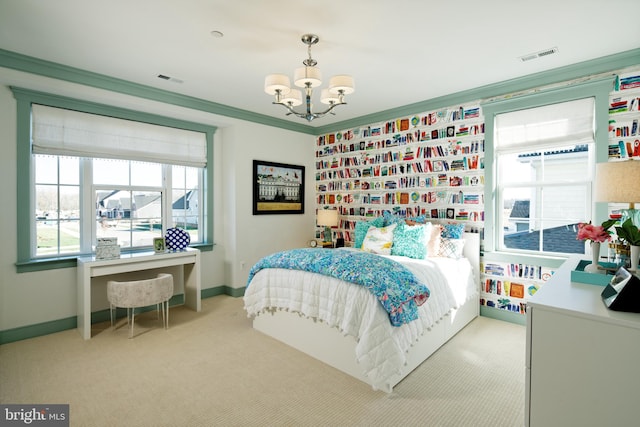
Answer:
[77,248,201,339]
[525,256,640,426]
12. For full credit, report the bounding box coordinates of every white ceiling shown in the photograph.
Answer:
[0,0,638,128]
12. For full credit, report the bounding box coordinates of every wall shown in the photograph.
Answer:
[0,73,315,337]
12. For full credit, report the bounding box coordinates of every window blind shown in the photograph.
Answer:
[495,97,595,153]
[31,104,207,167]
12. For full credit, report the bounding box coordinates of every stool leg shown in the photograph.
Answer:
[110,304,115,329]
[129,308,135,339]
[166,300,170,329]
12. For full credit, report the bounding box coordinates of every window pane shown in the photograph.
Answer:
[96,189,162,249]
[172,165,186,188]
[34,155,58,184]
[59,157,79,185]
[499,153,536,184]
[185,167,199,188]
[172,165,201,243]
[131,161,162,187]
[36,184,58,216]
[94,158,129,185]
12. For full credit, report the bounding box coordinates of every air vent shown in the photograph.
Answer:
[157,74,184,83]
[519,47,558,62]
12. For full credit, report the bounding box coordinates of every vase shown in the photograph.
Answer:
[631,245,640,272]
[584,241,601,273]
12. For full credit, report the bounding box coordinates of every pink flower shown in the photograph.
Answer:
[576,222,611,243]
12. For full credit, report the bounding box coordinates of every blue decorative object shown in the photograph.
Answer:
[165,228,190,251]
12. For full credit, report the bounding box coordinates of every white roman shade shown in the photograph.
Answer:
[495,97,595,153]
[32,104,207,167]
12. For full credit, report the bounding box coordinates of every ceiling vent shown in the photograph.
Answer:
[519,47,558,62]
[157,74,184,84]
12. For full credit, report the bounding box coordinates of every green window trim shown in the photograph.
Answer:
[481,76,614,256]
[11,87,216,271]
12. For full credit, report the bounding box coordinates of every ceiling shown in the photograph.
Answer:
[0,0,638,129]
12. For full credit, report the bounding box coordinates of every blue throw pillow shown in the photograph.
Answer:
[441,223,465,239]
[391,221,429,259]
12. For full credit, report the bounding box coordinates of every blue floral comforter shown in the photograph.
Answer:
[247,248,430,326]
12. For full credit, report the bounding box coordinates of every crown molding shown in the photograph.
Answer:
[0,48,315,135]
[1,47,638,137]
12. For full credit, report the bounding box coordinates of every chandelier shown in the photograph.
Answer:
[264,34,355,122]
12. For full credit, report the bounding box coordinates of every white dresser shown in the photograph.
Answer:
[526,256,640,427]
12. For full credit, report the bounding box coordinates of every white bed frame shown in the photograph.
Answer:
[252,233,480,392]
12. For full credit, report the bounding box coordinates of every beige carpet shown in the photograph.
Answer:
[0,295,526,427]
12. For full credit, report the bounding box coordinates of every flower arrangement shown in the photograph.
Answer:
[576,220,616,243]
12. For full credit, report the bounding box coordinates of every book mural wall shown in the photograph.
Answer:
[315,104,485,243]
[608,71,640,159]
[480,261,555,316]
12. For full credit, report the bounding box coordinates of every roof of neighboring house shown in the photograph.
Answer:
[172,190,195,210]
[510,200,530,219]
[504,223,585,254]
[518,144,589,158]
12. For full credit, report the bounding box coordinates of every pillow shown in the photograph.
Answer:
[391,222,432,259]
[441,223,465,239]
[439,238,466,259]
[382,211,405,227]
[362,223,397,255]
[426,224,443,257]
[406,215,427,224]
[354,217,385,249]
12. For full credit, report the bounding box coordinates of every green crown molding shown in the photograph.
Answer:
[313,48,640,135]
[0,48,314,135]
[1,47,638,137]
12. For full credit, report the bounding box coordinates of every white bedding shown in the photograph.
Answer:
[243,253,476,391]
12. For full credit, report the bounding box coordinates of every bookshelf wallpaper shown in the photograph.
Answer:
[315,104,485,243]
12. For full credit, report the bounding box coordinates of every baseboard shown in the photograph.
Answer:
[0,285,242,345]
[480,305,527,326]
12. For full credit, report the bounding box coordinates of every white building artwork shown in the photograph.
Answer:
[256,164,302,202]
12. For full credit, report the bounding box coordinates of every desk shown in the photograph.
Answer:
[525,256,640,426]
[77,248,201,339]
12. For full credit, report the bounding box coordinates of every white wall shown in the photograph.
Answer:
[0,74,315,333]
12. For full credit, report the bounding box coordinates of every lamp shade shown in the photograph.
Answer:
[594,161,640,204]
[320,88,340,105]
[279,89,303,106]
[317,209,339,227]
[328,75,355,95]
[294,66,322,88]
[264,74,291,95]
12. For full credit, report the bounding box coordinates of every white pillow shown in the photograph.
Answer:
[439,237,465,259]
[361,223,397,255]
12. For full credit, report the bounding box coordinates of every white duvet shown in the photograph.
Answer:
[243,253,476,391]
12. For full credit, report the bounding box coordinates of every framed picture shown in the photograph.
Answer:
[253,160,305,215]
[153,237,165,253]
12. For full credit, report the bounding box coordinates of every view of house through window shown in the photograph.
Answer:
[495,98,595,255]
[35,155,203,257]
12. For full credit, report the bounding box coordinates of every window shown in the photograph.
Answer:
[482,78,613,257]
[494,98,595,255]
[13,88,215,269]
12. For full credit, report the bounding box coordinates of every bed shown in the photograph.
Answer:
[243,228,479,393]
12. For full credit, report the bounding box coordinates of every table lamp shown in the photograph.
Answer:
[317,208,339,245]
[594,160,640,226]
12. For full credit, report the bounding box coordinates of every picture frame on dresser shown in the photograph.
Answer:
[252,160,305,215]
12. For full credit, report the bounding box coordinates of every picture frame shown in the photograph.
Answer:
[153,237,165,253]
[253,160,305,215]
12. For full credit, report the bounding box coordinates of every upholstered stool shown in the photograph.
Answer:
[107,273,174,338]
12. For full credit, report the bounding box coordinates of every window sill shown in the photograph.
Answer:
[16,243,215,273]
